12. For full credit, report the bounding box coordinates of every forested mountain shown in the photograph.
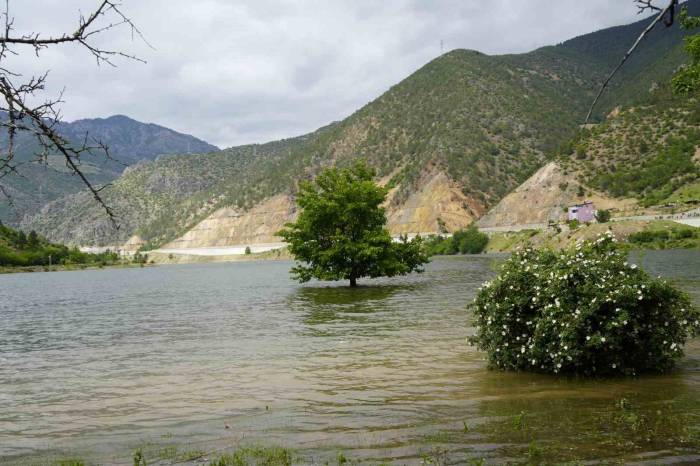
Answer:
[22,0,700,249]
[0,114,218,225]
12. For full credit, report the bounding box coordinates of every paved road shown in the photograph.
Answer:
[149,233,443,257]
[84,210,700,257]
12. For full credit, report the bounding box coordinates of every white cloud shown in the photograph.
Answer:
[3,0,646,148]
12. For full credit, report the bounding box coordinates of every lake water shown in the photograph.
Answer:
[1,251,699,465]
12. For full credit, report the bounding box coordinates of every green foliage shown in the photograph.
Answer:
[424,226,489,256]
[628,224,699,249]
[27,230,39,247]
[133,448,147,466]
[0,223,119,267]
[469,232,700,375]
[561,98,700,208]
[278,162,427,286]
[208,446,292,466]
[568,219,581,230]
[595,209,611,223]
[53,460,85,466]
[245,246,252,255]
[672,6,700,95]
[454,227,490,254]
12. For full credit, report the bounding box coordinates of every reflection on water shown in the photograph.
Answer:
[0,253,698,464]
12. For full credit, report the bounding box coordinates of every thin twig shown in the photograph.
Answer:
[584,0,678,123]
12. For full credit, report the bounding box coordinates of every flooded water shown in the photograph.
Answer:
[1,251,699,465]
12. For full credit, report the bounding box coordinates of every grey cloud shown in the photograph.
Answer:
[5,0,646,148]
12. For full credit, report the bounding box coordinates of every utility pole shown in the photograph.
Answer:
[440,39,444,54]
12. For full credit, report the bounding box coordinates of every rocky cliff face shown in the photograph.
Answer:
[386,171,480,235]
[160,171,480,250]
[164,195,297,249]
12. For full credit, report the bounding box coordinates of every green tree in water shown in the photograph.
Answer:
[278,161,428,286]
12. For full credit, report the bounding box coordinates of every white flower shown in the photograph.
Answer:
[612,363,617,369]
[601,337,606,343]
[586,336,591,341]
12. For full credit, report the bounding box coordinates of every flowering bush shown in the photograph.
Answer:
[469,232,700,376]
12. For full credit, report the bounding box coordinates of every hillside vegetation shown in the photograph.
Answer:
[485,221,700,253]
[558,91,700,208]
[0,114,218,226]
[22,1,700,249]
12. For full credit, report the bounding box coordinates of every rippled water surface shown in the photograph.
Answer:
[1,252,699,464]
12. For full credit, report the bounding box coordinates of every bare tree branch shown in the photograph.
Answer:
[0,0,148,226]
[585,0,678,124]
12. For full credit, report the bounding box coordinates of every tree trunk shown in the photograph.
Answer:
[349,276,357,287]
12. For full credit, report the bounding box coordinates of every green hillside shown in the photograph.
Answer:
[0,115,218,226]
[22,2,700,248]
[558,89,700,208]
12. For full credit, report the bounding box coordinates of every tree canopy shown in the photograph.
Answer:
[277,161,428,286]
[672,6,700,94]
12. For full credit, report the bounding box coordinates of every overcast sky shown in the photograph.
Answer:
[5,1,650,148]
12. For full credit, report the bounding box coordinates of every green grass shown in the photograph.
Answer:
[665,180,700,205]
[208,446,293,466]
[627,222,700,249]
[484,230,539,253]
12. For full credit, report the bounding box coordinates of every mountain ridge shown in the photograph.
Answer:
[0,114,218,225]
[21,2,700,250]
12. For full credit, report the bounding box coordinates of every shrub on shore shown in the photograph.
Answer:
[469,232,700,376]
[425,225,489,256]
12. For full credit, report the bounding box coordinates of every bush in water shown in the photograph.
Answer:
[469,232,700,376]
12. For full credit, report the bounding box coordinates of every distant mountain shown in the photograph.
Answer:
[23,0,700,249]
[0,115,218,225]
[57,115,218,164]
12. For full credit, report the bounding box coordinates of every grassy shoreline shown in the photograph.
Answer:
[0,262,156,275]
